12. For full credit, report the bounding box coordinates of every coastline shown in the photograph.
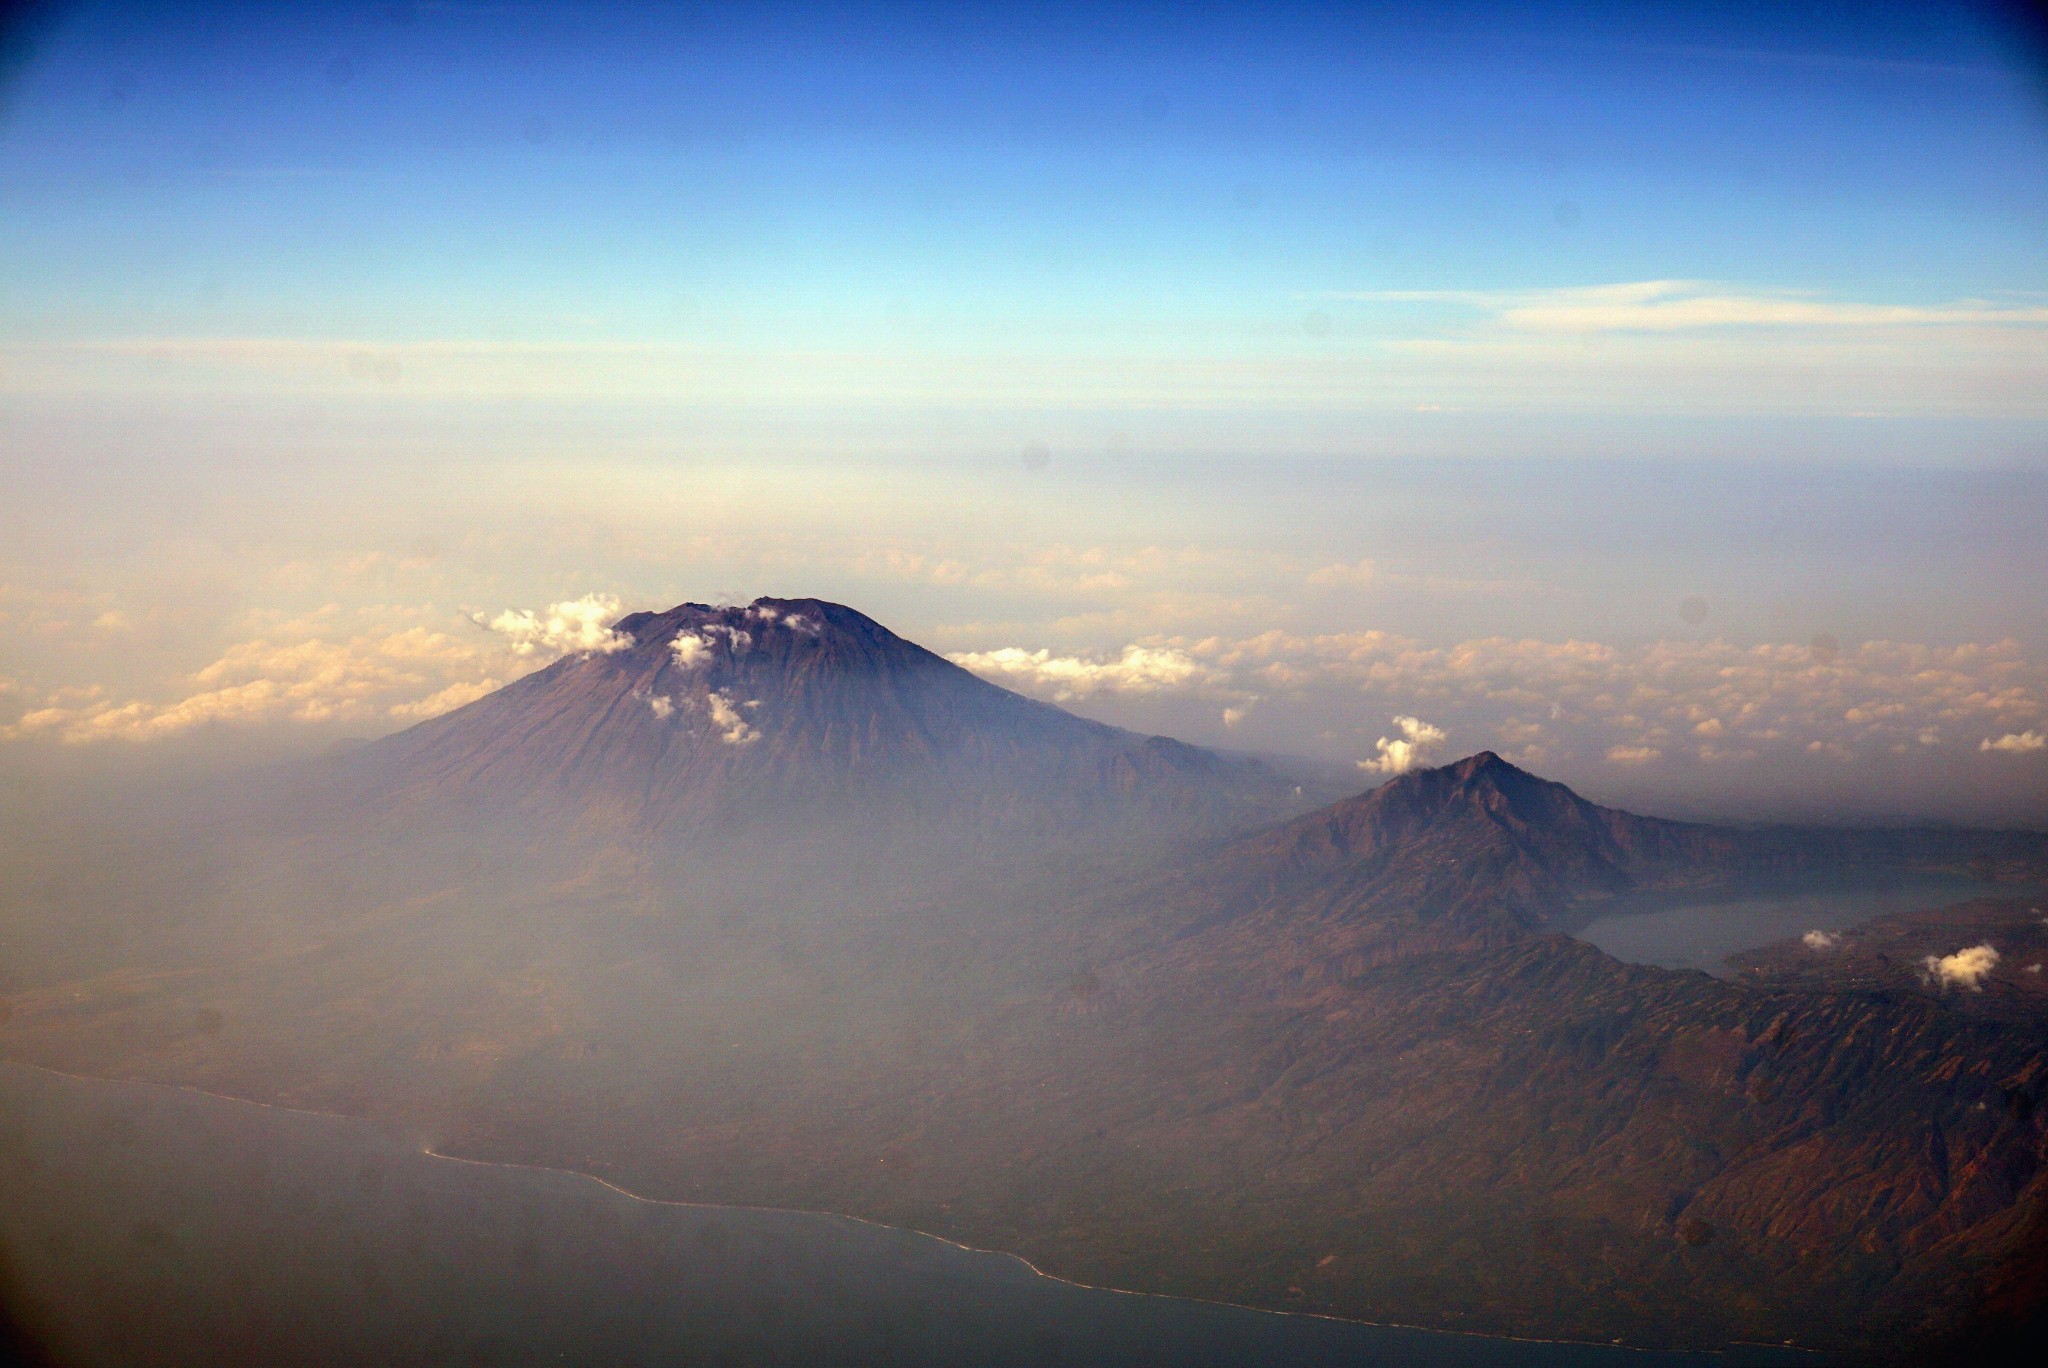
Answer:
[0,1056,1820,1362]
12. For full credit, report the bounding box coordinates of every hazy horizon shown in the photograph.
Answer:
[4,0,2047,826]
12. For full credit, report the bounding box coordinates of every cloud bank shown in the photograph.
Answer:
[951,628,2045,779]
[6,592,2044,823]
[0,623,506,744]
[946,644,1223,701]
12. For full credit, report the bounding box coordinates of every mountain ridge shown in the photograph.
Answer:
[339,596,1323,849]
[1102,748,1753,965]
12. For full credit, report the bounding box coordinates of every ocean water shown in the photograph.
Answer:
[0,1062,1810,1368]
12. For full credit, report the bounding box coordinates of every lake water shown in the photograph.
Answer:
[0,1062,1811,1368]
[1572,876,2032,976]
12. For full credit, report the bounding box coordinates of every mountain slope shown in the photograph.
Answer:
[341,597,1313,848]
[1104,752,1747,965]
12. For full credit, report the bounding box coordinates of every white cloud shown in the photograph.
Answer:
[673,622,754,667]
[475,594,631,658]
[1982,730,2046,754]
[947,644,1222,701]
[743,606,817,633]
[647,694,674,720]
[704,690,760,745]
[1802,930,1841,951]
[0,598,539,744]
[1924,943,2000,991]
[1358,715,1447,775]
[670,632,712,669]
[1606,745,1662,765]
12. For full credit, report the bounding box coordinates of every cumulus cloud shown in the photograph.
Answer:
[1606,745,1661,765]
[704,690,760,745]
[680,621,758,664]
[1983,730,2046,754]
[947,644,1222,701]
[475,594,631,658]
[1802,930,1841,951]
[1924,943,2000,991]
[670,632,712,669]
[647,694,675,720]
[1358,715,1447,775]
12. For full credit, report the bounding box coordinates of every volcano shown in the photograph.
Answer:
[340,597,1316,849]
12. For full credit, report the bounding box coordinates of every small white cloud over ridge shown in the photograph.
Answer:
[1358,715,1447,775]
[1924,943,2000,991]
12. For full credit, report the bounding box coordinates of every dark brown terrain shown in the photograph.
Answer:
[3,599,2046,1359]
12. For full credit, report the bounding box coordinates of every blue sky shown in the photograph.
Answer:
[5,1,2045,365]
[2,1,2046,820]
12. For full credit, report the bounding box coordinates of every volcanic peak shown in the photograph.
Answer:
[352,595,1313,843]
[1362,749,1598,830]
